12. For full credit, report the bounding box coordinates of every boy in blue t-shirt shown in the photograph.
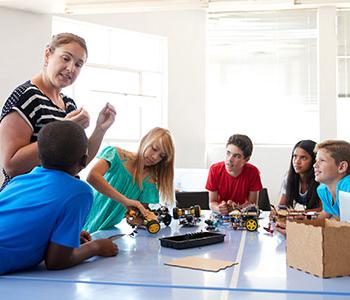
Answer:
[0,121,118,275]
[314,140,350,219]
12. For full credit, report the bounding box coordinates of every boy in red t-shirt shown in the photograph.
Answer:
[206,134,262,215]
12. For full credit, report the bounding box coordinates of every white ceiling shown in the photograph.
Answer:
[0,0,206,14]
[0,0,65,14]
[0,0,349,15]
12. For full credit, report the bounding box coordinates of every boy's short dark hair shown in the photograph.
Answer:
[38,121,88,169]
[226,134,253,158]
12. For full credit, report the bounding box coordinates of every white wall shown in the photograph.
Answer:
[250,146,291,204]
[318,6,337,140]
[68,11,207,169]
[0,7,51,105]
[0,7,51,186]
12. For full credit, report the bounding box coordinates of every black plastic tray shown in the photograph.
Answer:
[159,231,225,249]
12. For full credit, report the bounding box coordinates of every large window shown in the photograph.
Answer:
[52,17,167,151]
[337,10,350,141]
[207,10,318,145]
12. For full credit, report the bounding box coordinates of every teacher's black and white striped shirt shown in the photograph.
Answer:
[0,80,77,191]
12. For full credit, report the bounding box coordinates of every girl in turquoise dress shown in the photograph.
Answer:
[84,127,175,232]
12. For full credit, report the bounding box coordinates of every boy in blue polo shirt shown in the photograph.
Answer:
[0,121,118,274]
[314,140,350,219]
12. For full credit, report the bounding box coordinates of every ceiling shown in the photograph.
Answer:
[0,0,205,14]
[0,0,349,15]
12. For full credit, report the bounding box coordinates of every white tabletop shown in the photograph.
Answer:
[2,211,350,299]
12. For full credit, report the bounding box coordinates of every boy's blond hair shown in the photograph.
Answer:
[315,140,350,174]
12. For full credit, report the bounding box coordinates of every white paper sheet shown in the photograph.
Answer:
[339,191,350,222]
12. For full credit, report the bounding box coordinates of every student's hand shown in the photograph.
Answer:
[227,200,234,211]
[218,201,230,215]
[80,230,92,244]
[92,239,119,257]
[240,201,251,208]
[125,199,150,218]
[137,202,151,218]
[95,103,116,131]
[45,240,117,270]
[65,107,90,129]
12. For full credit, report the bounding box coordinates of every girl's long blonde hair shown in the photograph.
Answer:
[133,127,175,205]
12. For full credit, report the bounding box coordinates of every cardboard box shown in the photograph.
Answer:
[286,219,350,278]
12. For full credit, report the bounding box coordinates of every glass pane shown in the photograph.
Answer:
[337,98,350,140]
[110,29,164,72]
[106,104,141,140]
[52,17,166,146]
[52,18,109,65]
[78,66,140,95]
[337,11,350,57]
[207,10,318,144]
[141,101,162,136]
[337,57,350,97]
[142,72,163,96]
[337,10,350,140]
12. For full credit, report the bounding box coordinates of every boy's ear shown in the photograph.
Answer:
[244,156,251,163]
[338,161,348,174]
[80,154,88,169]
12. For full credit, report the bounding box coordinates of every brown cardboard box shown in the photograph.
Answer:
[286,218,350,278]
